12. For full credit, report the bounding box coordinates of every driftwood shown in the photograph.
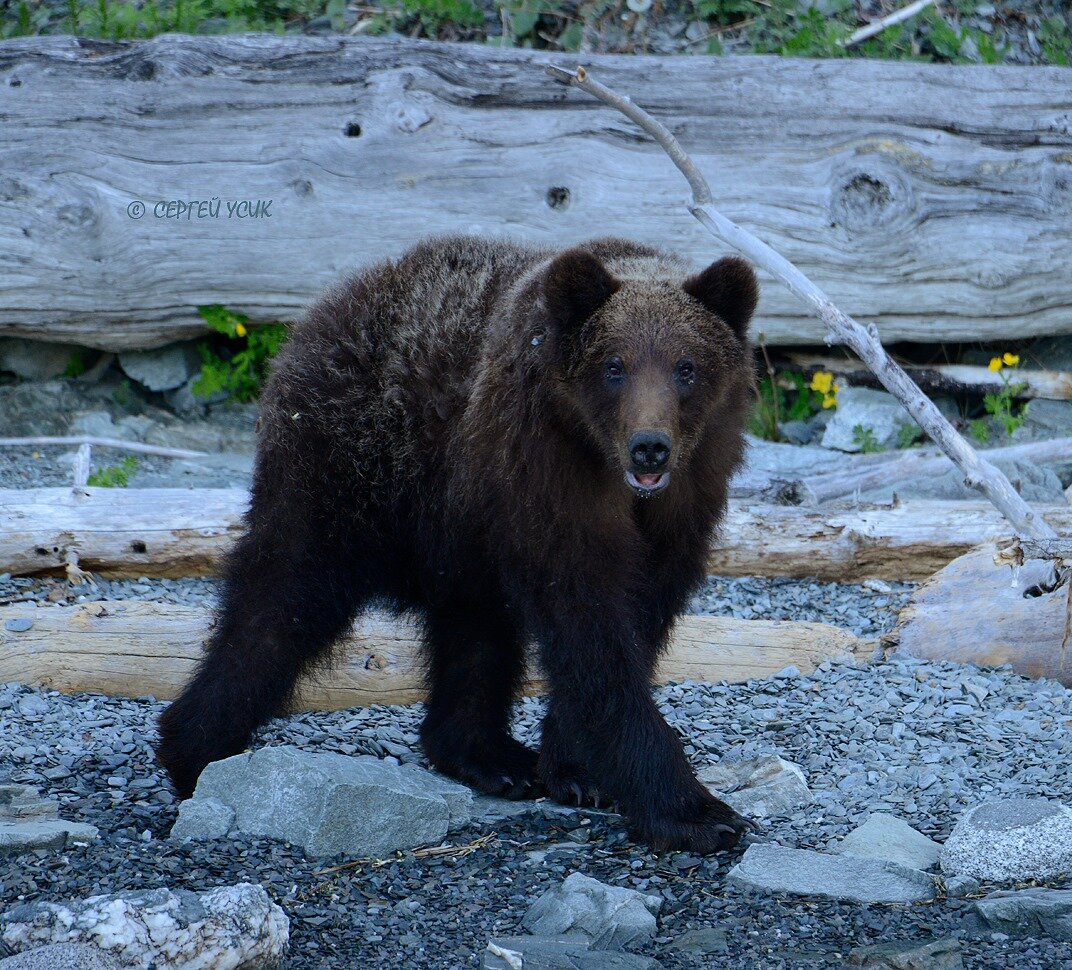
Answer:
[804,436,1072,505]
[2,35,1071,350]
[4,487,1072,583]
[780,354,1072,402]
[0,437,208,460]
[889,545,1072,685]
[0,601,861,709]
[548,65,1058,547]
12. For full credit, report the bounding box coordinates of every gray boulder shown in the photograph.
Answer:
[0,944,123,970]
[483,936,662,969]
[118,343,201,392]
[962,888,1072,941]
[522,873,662,950]
[0,884,288,970]
[860,456,1065,504]
[727,843,937,904]
[698,749,813,820]
[172,746,472,858]
[940,799,1072,883]
[847,937,963,969]
[0,340,84,381]
[0,785,98,855]
[833,814,941,872]
[821,387,917,452]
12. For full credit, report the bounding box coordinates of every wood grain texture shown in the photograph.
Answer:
[889,545,1072,685]
[1,35,1070,350]
[4,487,1071,582]
[0,601,860,708]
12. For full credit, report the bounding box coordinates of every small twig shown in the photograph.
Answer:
[545,64,1057,545]
[842,0,936,48]
[64,547,95,587]
[0,436,207,459]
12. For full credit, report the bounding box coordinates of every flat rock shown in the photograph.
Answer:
[0,340,84,381]
[0,944,124,970]
[727,843,937,904]
[0,883,288,970]
[962,888,1072,941]
[847,937,963,969]
[668,927,728,955]
[0,786,97,855]
[173,745,472,858]
[118,343,201,392]
[834,813,941,872]
[483,936,662,969]
[821,387,916,452]
[940,798,1072,882]
[698,749,813,820]
[522,873,662,950]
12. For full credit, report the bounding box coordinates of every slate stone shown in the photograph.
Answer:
[669,927,728,955]
[962,888,1072,941]
[522,873,662,950]
[483,936,662,969]
[0,786,97,855]
[821,387,916,452]
[943,875,980,898]
[0,340,84,381]
[940,799,1072,882]
[847,936,963,969]
[171,797,235,842]
[727,843,937,904]
[0,943,123,970]
[698,749,813,820]
[118,343,201,392]
[3,620,32,634]
[834,814,942,871]
[174,745,472,858]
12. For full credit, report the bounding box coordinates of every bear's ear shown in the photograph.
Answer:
[682,256,758,341]
[543,249,620,333]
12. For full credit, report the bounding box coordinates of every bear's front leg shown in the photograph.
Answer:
[537,600,752,853]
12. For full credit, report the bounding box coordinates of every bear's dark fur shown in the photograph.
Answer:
[157,235,759,853]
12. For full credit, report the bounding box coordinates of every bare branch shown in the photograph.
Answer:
[546,63,1058,543]
[0,436,207,459]
[842,0,936,49]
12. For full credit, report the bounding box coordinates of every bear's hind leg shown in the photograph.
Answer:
[419,607,538,799]
[156,506,369,798]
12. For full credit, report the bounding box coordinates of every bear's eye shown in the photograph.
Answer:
[605,358,625,382]
[676,359,695,383]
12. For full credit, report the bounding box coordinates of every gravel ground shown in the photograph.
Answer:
[2,656,1072,968]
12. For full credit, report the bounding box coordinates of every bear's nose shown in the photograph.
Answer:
[629,431,672,470]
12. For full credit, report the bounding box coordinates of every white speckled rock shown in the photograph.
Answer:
[0,943,124,970]
[175,745,472,858]
[522,873,662,950]
[698,750,813,820]
[728,844,937,904]
[940,799,1072,883]
[0,884,288,970]
[834,814,941,872]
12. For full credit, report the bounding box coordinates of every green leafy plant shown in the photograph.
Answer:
[63,351,88,379]
[747,369,828,441]
[1039,15,1071,66]
[87,456,138,487]
[852,424,883,453]
[402,0,482,37]
[111,379,138,410]
[193,305,287,403]
[969,417,991,444]
[896,424,923,449]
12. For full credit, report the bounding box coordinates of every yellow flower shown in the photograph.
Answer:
[1002,352,1019,367]
[822,392,838,409]
[988,357,1003,372]
[810,371,834,394]
[235,323,247,338]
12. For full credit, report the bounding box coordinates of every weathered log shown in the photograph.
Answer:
[4,487,1072,582]
[780,354,1072,402]
[804,437,1072,504]
[2,35,1071,350]
[888,545,1072,685]
[0,601,860,709]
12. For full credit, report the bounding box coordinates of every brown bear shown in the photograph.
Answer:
[156,234,759,853]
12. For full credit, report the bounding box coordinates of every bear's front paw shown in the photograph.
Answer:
[637,797,754,854]
[422,731,542,800]
[540,763,613,810]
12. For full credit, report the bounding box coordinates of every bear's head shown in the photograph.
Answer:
[539,246,757,498]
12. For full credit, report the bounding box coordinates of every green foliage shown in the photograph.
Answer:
[193,305,287,403]
[402,0,482,37]
[982,380,1029,438]
[111,379,138,410]
[852,424,882,453]
[969,417,991,444]
[87,456,138,488]
[1040,15,1071,66]
[63,351,87,379]
[747,371,823,442]
[896,423,923,449]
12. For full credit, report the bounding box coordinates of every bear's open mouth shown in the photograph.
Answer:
[626,471,670,494]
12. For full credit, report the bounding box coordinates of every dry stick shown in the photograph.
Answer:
[841,0,936,48]
[546,64,1058,545]
[0,436,207,460]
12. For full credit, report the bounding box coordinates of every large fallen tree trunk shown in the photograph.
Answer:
[1,35,1071,350]
[0,601,860,708]
[4,487,1071,583]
